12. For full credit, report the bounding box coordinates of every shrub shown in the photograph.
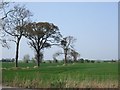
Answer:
[23,54,30,63]
[84,59,90,63]
[78,58,84,63]
[53,59,58,63]
[91,60,95,63]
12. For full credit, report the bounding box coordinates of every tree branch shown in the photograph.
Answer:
[7,39,17,43]
[2,10,14,20]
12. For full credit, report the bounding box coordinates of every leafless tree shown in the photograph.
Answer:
[24,22,62,67]
[3,5,32,67]
[60,36,76,65]
[0,1,11,48]
[70,49,80,62]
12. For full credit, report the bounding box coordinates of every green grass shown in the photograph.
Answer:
[1,62,118,88]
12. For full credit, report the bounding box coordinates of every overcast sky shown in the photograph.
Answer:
[2,2,118,60]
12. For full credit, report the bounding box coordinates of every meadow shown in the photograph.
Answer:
[1,62,118,88]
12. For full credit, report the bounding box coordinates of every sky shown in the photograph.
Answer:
[1,2,118,60]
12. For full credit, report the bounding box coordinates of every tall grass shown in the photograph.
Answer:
[3,73,118,88]
[2,62,118,88]
[2,70,118,88]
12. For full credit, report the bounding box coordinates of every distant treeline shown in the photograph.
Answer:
[0,58,118,63]
[0,58,15,62]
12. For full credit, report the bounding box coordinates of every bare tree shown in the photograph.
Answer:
[24,22,62,67]
[60,36,76,65]
[53,36,76,65]
[70,49,80,62]
[0,1,11,48]
[3,5,32,67]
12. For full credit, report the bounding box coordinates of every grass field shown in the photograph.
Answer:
[1,62,118,88]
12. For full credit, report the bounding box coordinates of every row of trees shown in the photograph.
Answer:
[0,58,15,62]
[1,57,118,64]
[1,2,80,67]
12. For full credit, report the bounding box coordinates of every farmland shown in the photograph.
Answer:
[1,62,118,88]
[1,1,118,89]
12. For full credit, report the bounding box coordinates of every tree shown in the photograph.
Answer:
[78,58,84,63]
[60,36,76,65]
[0,1,11,48]
[23,54,30,63]
[3,5,32,67]
[91,60,95,63]
[24,22,61,67]
[70,49,80,62]
[85,59,90,63]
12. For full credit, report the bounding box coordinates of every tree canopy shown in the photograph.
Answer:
[24,22,62,66]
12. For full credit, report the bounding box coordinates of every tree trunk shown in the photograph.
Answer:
[64,49,67,64]
[37,51,40,67]
[74,56,77,62]
[15,38,20,67]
